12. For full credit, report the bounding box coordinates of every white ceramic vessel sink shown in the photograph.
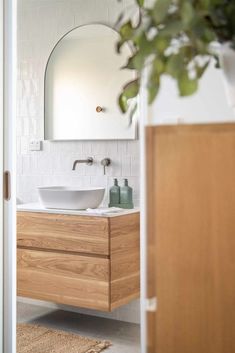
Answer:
[38,186,105,210]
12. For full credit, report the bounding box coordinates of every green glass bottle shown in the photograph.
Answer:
[109,178,120,207]
[120,179,134,209]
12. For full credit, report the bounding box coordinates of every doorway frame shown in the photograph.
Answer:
[0,0,3,350]
[3,0,17,352]
[4,0,148,352]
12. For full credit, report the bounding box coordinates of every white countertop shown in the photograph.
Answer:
[17,203,140,218]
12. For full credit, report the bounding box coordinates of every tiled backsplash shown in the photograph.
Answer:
[17,0,140,323]
[17,0,140,207]
[17,140,140,206]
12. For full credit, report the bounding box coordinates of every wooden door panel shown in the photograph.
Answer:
[147,124,235,353]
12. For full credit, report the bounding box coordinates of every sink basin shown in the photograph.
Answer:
[38,186,105,210]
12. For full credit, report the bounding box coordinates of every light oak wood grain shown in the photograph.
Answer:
[17,212,109,256]
[146,127,157,353]
[146,123,235,353]
[17,212,140,311]
[111,275,140,310]
[109,213,140,310]
[18,248,109,311]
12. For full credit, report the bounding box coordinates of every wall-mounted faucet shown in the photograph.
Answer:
[72,157,93,170]
[101,158,111,175]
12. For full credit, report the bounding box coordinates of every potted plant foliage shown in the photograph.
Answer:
[117,0,235,113]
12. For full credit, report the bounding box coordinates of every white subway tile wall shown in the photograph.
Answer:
[17,0,140,323]
[17,0,140,207]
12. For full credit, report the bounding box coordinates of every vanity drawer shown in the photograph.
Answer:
[17,248,110,311]
[17,212,109,256]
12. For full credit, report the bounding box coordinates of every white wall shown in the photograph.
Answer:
[149,63,235,124]
[17,0,140,323]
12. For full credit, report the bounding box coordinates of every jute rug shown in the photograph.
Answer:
[17,324,111,353]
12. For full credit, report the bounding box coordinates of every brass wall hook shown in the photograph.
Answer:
[96,106,103,113]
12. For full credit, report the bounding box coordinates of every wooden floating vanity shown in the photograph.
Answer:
[17,206,140,312]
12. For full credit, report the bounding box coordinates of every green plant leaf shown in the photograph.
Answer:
[119,21,134,40]
[147,59,162,104]
[136,0,144,7]
[232,39,235,51]
[200,0,212,10]
[178,71,198,96]
[213,54,220,68]
[152,0,171,25]
[123,79,140,98]
[152,57,165,75]
[119,93,128,113]
[153,36,170,54]
[117,21,135,53]
[148,75,160,104]
[166,54,184,78]
[202,27,216,42]
[116,0,234,110]
[119,79,140,113]
[148,83,160,104]
[124,32,153,70]
[181,2,195,27]
[159,21,184,36]
[128,102,138,126]
[125,51,146,70]
[196,60,210,78]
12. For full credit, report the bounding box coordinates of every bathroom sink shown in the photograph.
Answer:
[38,186,105,210]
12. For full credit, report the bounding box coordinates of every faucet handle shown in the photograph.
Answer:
[86,157,94,166]
[101,158,111,175]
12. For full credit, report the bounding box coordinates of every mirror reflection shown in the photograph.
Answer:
[44,24,137,140]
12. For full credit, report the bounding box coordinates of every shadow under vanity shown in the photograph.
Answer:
[17,206,140,312]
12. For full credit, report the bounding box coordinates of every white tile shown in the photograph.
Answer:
[17,137,21,154]
[69,176,86,187]
[37,153,53,175]
[105,155,123,177]
[121,155,131,176]
[107,0,125,25]
[17,155,23,175]
[22,154,31,175]
[130,155,140,176]
[74,0,109,26]
[90,175,108,188]
[127,140,140,156]
[20,136,30,154]
[91,141,106,156]
[55,1,76,38]
[117,141,128,155]
[81,141,93,155]
[42,141,51,153]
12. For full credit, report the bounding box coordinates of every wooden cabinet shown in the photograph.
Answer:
[146,124,235,353]
[17,211,140,312]
[17,212,110,255]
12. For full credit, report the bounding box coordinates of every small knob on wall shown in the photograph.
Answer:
[96,106,103,113]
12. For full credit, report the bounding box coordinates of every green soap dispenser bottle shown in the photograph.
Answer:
[120,179,134,209]
[109,178,120,207]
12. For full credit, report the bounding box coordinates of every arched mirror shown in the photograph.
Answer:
[44,24,137,140]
